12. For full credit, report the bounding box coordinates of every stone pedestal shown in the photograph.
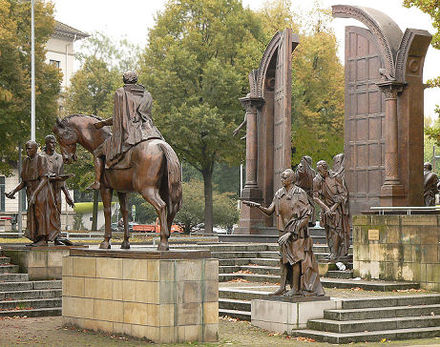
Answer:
[2,245,87,280]
[251,297,335,333]
[62,248,218,344]
[353,214,440,291]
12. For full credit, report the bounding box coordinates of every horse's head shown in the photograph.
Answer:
[53,117,78,164]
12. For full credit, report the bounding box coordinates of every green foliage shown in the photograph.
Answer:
[175,180,238,233]
[0,0,61,174]
[139,0,266,231]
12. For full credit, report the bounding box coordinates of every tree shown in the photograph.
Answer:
[139,0,266,233]
[0,0,61,174]
[257,1,345,166]
[175,179,238,233]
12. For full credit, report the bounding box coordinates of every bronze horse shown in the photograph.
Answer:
[53,115,182,251]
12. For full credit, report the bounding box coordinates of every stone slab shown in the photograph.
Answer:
[251,298,337,332]
[3,245,88,280]
[69,248,210,259]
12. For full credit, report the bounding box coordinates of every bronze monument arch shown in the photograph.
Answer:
[235,29,299,234]
[333,5,431,214]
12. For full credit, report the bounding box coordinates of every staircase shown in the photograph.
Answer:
[0,250,61,317]
[293,294,440,343]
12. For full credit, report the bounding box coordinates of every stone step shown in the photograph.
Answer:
[0,280,61,292]
[248,258,279,267]
[340,294,440,309]
[0,307,61,318]
[219,273,279,283]
[1,289,62,301]
[212,252,259,259]
[307,315,440,334]
[0,297,61,310]
[321,278,419,292]
[209,244,269,252]
[0,265,19,274]
[0,256,11,265]
[325,270,353,279]
[324,304,440,321]
[218,258,252,266]
[219,308,251,321]
[219,265,279,275]
[219,298,251,312]
[219,273,419,291]
[219,288,271,301]
[0,273,29,282]
[291,326,440,344]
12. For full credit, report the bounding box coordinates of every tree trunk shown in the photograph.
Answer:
[91,190,99,231]
[202,169,213,234]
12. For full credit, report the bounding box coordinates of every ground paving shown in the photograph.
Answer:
[1,315,440,346]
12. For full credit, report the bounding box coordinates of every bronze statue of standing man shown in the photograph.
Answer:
[244,169,324,297]
[313,160,350,261]
[424,162,438,206]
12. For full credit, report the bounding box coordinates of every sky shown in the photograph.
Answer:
[52,0,440,118]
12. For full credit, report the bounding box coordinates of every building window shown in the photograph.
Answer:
[0,177,5,212]
[50,59,60,68]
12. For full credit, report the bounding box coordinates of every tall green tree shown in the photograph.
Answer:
[139,0,265,233]
[0,0,61,174]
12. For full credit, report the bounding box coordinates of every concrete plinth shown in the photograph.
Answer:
[2,245,87,280]
[62,248,218,344]
[251,297,336,333]
[353,214,440,291]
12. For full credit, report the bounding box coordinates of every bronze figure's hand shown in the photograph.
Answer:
[242,200,260,208]
[278,232,291,246]
[5,191,15,199]
[94,121,105,129]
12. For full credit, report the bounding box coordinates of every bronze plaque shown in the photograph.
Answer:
[368,229,380,241]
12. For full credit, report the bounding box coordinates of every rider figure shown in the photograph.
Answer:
[88,71,163,190]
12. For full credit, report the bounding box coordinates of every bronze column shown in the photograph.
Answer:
[377,81,405,205]
[239,96,264,188]
[235,95,265,234]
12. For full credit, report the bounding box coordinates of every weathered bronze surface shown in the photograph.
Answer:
[235,29,299,234]
[243,169,324,297]
[333,5,431,213]
[313,160,350,261]
[53,72,182,251]
[295,155,316,226]
[6,139,74,246]
[424,162,438,206]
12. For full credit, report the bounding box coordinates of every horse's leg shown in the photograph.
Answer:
[118,192,130,249]
[140,187,168,251]
[99,187,113,249]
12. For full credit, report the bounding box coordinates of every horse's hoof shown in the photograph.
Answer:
[157,243,169,251]
[99,241,111,249]
[120,241,130,249]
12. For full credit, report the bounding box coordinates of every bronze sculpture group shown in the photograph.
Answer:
[423,162,438,206]
[6,136,74,246]
[53,71,182,251]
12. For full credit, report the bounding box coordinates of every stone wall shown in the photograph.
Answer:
[62,249,218,343]
[353,215,440,291]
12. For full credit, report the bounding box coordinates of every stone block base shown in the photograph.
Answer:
[2,245,87,280]
[251,297,336,333]
[62,248,218,344]
[353,214,440,291]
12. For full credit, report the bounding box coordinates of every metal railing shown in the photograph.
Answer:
[370,206,440,215]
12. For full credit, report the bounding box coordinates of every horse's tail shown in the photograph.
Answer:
[158,142,182,216]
